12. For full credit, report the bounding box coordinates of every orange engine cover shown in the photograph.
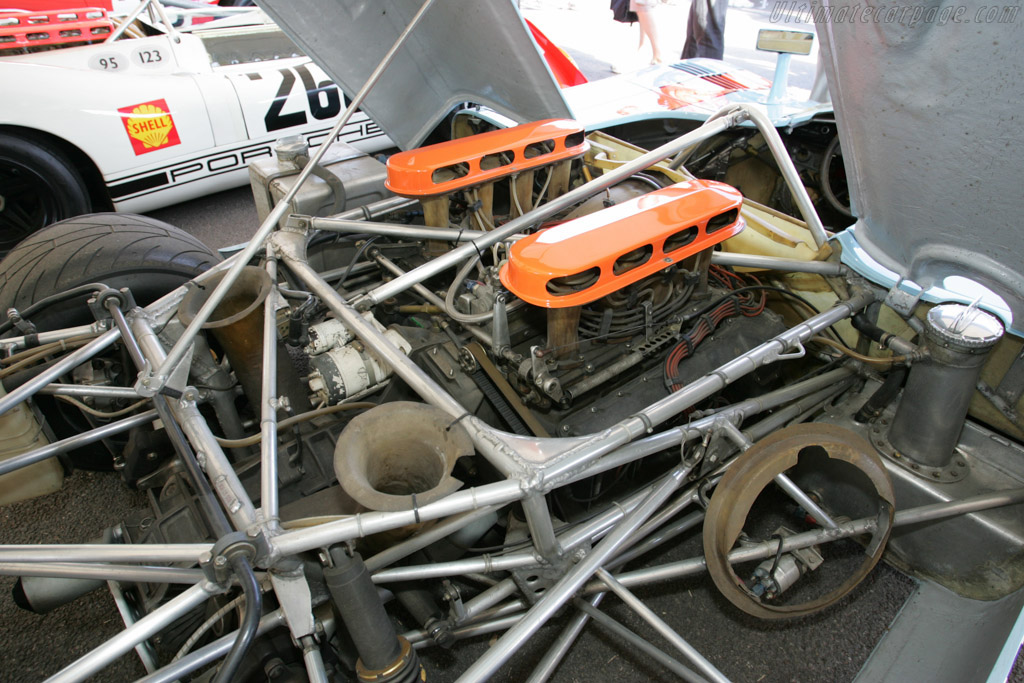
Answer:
[499,179,744,308]
[385,119,587,197]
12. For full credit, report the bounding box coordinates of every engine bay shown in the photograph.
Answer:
[0,79,1022,683]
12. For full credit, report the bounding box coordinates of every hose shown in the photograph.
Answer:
[213,555,262,683]
[55,395,150,419]
[0,335,97,378]
[854,366,908,423]
[213,402,376,448]
[819,135,853,217]
[811,336,909,366]
[0,283,110,337]
[443,253,524,325]
[173,593,248,662]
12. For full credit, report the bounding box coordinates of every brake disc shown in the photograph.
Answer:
[702,423,895,619]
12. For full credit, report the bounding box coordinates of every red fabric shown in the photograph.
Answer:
[525,18,588,88]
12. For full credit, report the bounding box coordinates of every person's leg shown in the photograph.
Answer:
[681,0,727,60]
[636,7,668,63]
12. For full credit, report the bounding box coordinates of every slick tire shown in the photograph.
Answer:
[0,213,220,469]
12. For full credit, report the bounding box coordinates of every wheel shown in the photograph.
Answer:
[702,423,894,619]
[820,135,853,218]
[0,213,221,469]
[0,213,220,329]
[0,132,92,253]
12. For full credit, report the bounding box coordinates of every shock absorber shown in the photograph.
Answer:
[323,546,423,683]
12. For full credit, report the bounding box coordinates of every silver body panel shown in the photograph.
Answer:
[815,0,1024,323]
[256,0,573,150]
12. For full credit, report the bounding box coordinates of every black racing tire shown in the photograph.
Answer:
[0,213,221,469]
[0,213,220,330]
[0,132,92,253]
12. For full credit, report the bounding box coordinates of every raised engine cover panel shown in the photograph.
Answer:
[256,0,573,150]
[815,1,1024,328]
[500,179,744,308]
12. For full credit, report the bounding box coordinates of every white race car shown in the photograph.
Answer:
[0,2,392,250]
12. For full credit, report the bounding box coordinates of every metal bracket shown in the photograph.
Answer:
[442,579,466,623]
[202,531,262,586]
[885,279,924,318]
[993,346,1024,408]
[491,294,511,355]
[530,345,564,402]
[270,566,317,640]
[774,340,807,361]
[977,381,1022,428]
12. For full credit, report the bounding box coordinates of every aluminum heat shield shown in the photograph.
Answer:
[814,1,1024,324]
[256,0,574,151]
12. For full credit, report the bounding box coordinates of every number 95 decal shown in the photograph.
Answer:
[88,53,126,72]
[264,64,348,132]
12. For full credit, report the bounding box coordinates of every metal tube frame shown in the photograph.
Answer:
[143,0,440,394]
[1,14,1013,677]
[573,597,707,683]
[595,568,730,683]
[260,252,282,527]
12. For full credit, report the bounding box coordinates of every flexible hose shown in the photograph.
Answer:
[443,253,524,324]
[213,555,261,683]
[0,335,97,378]
[854,365,908,423]
[811,336,909,366]
[0,283,110,337]
[213,402,376,448]
[173,594,248,662]
[819,135,853,217]
[55,395,150,419]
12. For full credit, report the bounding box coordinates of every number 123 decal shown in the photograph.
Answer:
[264,64,353,133]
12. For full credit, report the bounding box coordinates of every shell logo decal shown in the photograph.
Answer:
[118,99,181,155]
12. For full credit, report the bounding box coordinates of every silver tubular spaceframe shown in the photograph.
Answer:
[3,5,1021,679]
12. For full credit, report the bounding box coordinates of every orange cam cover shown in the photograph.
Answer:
[499,179,744,308]
[385,119,587,197]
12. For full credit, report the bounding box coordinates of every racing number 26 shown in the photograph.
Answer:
[265,64,344,132]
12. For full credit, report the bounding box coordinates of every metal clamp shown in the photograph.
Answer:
[203,531,267,585]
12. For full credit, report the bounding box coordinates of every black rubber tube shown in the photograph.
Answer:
[851,312,901,349]
[213,555,262,683]
[325,547,403,670]
[854,365,908,423]
[1,357,62,391]
[0,283,110,337]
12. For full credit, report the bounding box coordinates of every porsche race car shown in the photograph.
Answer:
[0,1,1021,682]
[0,1,392,251]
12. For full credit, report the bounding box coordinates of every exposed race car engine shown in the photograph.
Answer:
[1,91,1023,682]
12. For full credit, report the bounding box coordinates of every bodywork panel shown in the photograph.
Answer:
[257,0,574,150]
[815,0,1024,327]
